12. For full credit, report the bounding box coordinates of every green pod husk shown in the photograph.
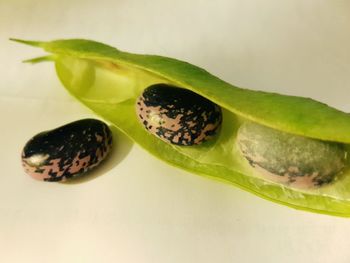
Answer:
[13,38,350,216]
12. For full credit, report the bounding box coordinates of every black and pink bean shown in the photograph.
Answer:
[21,119,113,182]
[136,84,222,146]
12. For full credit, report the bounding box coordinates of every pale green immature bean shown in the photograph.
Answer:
[237,122,347,189]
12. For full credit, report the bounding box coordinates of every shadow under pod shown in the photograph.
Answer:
[61,125,133,185]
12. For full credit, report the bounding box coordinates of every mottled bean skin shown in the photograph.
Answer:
[136,84,222,146]
[21,119,113,182]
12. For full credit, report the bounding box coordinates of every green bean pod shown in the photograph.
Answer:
[13,38,350,216]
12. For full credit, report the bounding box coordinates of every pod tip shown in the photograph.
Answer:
[9,38,45,47]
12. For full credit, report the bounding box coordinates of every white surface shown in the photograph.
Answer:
[1,1,350,262]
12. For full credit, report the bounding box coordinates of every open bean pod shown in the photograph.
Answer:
[13,38,350,216]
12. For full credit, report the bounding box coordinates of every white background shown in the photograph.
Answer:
[1,0,350,262]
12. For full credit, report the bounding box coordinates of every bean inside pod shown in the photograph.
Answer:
[136,84,222,146]
[237,122,348,189]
